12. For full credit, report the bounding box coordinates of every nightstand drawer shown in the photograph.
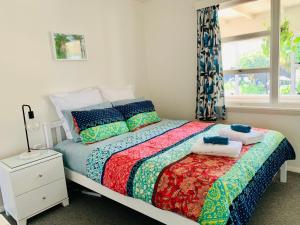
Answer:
[11,157,65,196]
[15,179,68,220]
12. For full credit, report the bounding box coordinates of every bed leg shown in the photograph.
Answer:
[280,162,287,183]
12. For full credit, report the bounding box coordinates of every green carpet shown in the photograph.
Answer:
[3,172,300,225]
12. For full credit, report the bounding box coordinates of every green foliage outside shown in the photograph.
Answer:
[225,78,267,95]
[296,44,300,63]
[224,81,235,94]
[239,51,269,69]
[280,85,291,95]
[261,19,300,70]
[240,79,266,94]
[227,19,300,95]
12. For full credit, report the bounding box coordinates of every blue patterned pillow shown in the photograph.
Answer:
[62,102,112,142]
[71,108,125,132]
[114,100,155,120]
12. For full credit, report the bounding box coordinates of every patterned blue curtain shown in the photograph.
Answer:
[196,5,226,121]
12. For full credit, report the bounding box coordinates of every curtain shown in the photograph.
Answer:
[196,5,226,121]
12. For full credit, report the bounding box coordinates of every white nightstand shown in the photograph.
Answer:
[0,150,69,225]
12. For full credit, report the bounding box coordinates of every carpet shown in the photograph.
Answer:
[0,215,10,225]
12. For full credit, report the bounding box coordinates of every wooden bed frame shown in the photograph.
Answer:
[42,121,288,225]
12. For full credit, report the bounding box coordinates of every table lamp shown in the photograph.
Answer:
[20,104,41,159]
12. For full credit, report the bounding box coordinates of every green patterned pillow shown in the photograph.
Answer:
[71,107,129,144]
[114,100,161,132]
[80,121,129,144]
[126,111,160,131]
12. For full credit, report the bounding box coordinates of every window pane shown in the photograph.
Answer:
[296,65,300,95]
[297,67,300,94]
[222,37,270,71]
[220,0,271,99]
[296,42,300,64]
[224,73,270,96]
[279,0,300,97]
[219,0,270,38]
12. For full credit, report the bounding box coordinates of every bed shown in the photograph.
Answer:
[43,119,295,225]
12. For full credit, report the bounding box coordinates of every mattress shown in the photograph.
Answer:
[54,119,182,175]
[55,119,296,225]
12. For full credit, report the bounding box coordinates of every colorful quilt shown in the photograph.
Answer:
[86,120,295,225]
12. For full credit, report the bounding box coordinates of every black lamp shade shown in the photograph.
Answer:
[22,104,35,152]
[28,111,35,119]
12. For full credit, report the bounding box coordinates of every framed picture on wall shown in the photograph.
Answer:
[51,32,87,61]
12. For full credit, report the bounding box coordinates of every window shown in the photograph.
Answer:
[219,0,300,106]
[222,36,270,71]
[219,0,271,103]
[279,1,300,100]
[222,36,270,99]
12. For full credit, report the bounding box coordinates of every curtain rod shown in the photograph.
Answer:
[194,0,258,10]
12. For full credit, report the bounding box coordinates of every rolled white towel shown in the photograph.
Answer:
[191,138,242,158]
[218,127,264,145]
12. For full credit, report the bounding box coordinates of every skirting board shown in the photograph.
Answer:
[288,166,300,174]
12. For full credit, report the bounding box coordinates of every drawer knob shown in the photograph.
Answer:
[42,196,46,200]
[38,174,43,178]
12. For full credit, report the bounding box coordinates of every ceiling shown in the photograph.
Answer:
[220,0,300,20]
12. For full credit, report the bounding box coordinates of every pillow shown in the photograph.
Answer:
[100,85,135,102]
[112,97,145,107]
[49,87,104,139]
[71,108,129,144]
[114,100,161,131]
[62,102,112,142]
[79,122,129,145]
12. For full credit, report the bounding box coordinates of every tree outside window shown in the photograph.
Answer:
[237,19,300,95]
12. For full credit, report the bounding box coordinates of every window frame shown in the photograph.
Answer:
[287,34,300,96]
[222,31,271,103]
[221,0,300,107]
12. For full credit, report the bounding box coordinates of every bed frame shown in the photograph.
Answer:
[42,121,288,225]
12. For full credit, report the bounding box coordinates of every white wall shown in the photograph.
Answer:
[0,0,148,159]
[142,0,198,120]
[142,0,300,171]
[0,0,149,208]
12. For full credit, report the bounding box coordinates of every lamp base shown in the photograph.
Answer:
[19,151,42,160]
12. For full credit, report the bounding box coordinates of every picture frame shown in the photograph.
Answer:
[51,32,87,61]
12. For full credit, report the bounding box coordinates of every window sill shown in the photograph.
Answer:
[227,105,300,115]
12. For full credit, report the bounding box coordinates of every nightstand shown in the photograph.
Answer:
[0,150,69,225]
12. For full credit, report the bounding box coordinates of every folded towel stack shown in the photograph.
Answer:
[191,138,242,158]
[231,124,251,133]
[203,136,229,145]
[219,127,264,145]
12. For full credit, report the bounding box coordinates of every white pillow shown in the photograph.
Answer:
[49,87,104,139]
[100,85,135,102]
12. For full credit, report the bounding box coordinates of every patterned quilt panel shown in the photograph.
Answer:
[86,120,295,225]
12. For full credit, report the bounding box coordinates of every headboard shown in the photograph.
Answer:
[42,121,65,148]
